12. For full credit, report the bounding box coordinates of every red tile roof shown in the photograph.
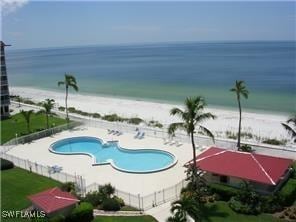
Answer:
[194,147,293,185]
[28,187,79,214]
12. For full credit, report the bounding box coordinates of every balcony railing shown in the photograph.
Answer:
[0,80,8,86]
[1,99,10,105]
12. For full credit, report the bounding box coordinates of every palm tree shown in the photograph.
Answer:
[230,80,249,149]
[281,115,296,143]
[20,110,34,133]
[167,196,203,222]
[168,96,216,171]
[58,74,79,122]
[15,95,21,107]
[38,99,55,129]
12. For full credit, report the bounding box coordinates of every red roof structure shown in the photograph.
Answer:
[193,147,293,185]
[28,187,79,214]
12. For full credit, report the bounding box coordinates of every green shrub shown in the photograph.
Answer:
[1,158,14,170]
[101,198,121,211]
[92,113,101,119]
[279,178,296,206]
[225,131,237,140]
[241,132,253,139]
[261,195,283,213]
[102,114,125,122]
[65,202,93,222]
[83,191,104,207]
[99,183,115,198]
[68,107,76,113]
[60,182,76,193]
[127,117,143,125]
[208,183,238,201]
[113,196,125,207]
[229,196,261,215]
[148,120,163,128]
[58,107,65,111]
[262,138,286,145]
[291,162,296,179]
[239,144,252,152]
[23,99,36,105]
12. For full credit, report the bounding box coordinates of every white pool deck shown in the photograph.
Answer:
[7,126,196,196]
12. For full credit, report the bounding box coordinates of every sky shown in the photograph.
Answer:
[1,0,296,49]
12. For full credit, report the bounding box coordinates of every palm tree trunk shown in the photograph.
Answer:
[190,132,197,168]
[238,98,242,149]
[65,86,69,122]
[46,114,49,129]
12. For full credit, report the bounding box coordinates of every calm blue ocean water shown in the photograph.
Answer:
[6,41,296,113]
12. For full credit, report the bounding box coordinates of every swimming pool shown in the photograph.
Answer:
[50,136,177,173]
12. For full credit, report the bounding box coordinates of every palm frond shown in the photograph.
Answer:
[282,123,296,139]
[69,83,79,91]
[287,115,296,127]
[170,107,184,116]
[58,81,65,86]
[168,122,186,136]
[195,112,216,123]
[199,125,215,142]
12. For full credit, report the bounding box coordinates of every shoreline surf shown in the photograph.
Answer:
[10,86,292,142]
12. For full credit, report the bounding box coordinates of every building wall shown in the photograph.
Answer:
[203,172,277,194]
[0,42,10,119]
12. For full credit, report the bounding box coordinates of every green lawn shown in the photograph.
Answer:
[205,201,282,222]
[1,112,67,144]
[92,216,158,222]
[1,167,61,210]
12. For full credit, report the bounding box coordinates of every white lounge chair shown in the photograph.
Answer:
[134,131,141,138]
[108,129,114,134]
[170,140,176,145]
[176,141,183,147]
[139,132,145,139]
[51,165,63,173]
[163,138,170,145]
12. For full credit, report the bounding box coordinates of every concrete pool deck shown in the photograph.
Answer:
[7,126,196,196]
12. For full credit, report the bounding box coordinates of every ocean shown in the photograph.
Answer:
[6,41,296,114]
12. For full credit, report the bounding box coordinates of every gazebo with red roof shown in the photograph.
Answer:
[28,187,79,217]
[192,147,293,193]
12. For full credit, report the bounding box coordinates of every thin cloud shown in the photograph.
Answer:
[1,0,29,15]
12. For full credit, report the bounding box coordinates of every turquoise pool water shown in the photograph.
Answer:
[50,137,177,173]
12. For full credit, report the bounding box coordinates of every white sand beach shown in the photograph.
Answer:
[10,86,292,141]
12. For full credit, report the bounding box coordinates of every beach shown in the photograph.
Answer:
[10,86,291,142]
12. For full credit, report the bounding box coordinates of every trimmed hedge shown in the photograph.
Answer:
[208,183,238,201]
[83,191,104,207]
[1,158,14,170]
[65,202,93,222]
[229,196,261,215]
[279,178,296,206]
[101,198,121,211]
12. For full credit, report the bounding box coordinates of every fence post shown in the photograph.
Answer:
[138,194,141,210]
[154,192,156,206]
[141,197,144,211]
[129,193,131,206]
[163,189,165,202]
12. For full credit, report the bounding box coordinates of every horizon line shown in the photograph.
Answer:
[5,39,296,51]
